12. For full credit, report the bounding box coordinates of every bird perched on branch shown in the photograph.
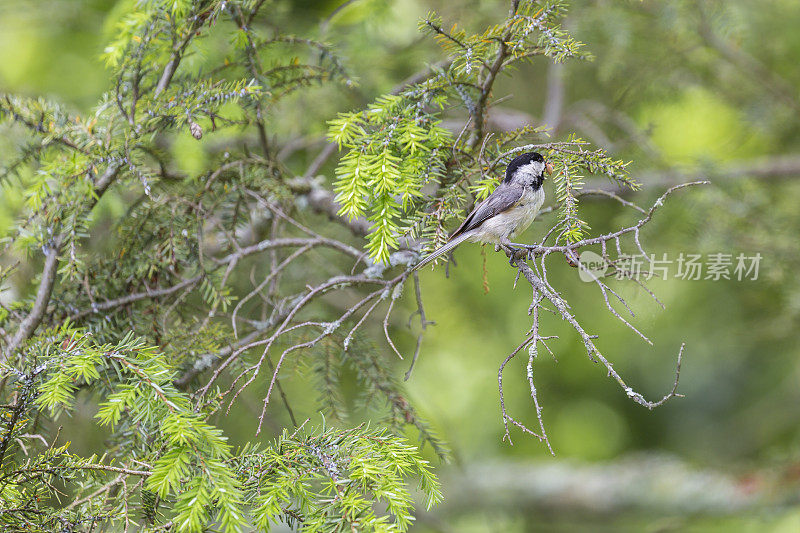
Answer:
[413,152,552,271]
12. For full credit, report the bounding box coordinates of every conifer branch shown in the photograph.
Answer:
[2,238,63,361]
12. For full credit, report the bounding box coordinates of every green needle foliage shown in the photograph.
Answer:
[328,96,452,263]
[241,423,441,532]
[18,327,244,532]
[2,325,439,532]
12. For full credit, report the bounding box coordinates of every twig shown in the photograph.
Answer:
[2,237,63,361]
[70,275,203,320]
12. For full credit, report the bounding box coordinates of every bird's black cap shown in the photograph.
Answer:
[504,152,545,182]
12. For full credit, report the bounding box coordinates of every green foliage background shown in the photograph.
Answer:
[2,0,800,531]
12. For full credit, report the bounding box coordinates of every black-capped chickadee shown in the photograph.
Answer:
[413,152,552,271]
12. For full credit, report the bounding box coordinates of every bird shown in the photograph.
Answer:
[412,152,552,271]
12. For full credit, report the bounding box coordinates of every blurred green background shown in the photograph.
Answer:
[3,0,800,530]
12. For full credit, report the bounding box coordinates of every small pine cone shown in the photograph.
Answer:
[189,121,203,139]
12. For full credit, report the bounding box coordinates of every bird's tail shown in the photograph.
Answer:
[411,232,473,272]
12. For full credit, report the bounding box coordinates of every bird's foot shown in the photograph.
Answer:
[502,244,528,265]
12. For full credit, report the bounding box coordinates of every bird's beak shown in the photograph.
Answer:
[545,161,554,176]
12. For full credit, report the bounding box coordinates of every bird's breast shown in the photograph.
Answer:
[507,186,544,237]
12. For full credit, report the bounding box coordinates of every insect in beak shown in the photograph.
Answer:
[545,161,554,176]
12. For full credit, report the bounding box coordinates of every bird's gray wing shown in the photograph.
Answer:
[449,183,524,241]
